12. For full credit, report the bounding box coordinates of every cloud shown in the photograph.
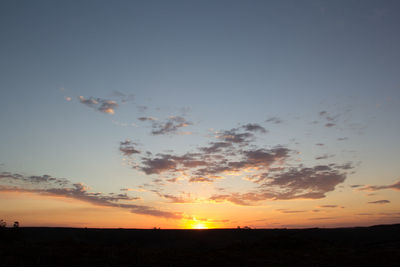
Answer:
[198,142,232,154]
[319,111,338,122]
[337,137,349,141]
[138,117,157,121]
[319,205,338,208]
[265,117,283,124]
[260,165,347,200]
[79,96,118,114]
[0,172,181,219]
[120,120,351,208]
[308,217,336,220]
[119,140,141,156]
[318,111,340,128]
[359,180,400,191]
[368,200,390,204]
[151,116,192,135]
[189,177,216,182]
[111,91,134,103]
[315,154,335,160]
[133,122,290,179]
[141,155,179,175]
[193,147,290,178]
[209,164,348,205]
[136,105,148,112]
[209,192,266,206]
[218,129,254,144]
[241,123,267,134]
[280,210,307,213]
[157,193,195,203]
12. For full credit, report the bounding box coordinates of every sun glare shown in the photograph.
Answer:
[193,222,207,229]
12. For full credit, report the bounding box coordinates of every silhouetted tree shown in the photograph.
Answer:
[13,221,19,228]
[0,219,6,228]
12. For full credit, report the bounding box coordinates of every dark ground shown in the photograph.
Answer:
[1,224,400,266]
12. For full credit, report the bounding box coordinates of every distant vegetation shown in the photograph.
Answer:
[0,220,19,228]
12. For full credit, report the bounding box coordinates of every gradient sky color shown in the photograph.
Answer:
[1,0,400,228]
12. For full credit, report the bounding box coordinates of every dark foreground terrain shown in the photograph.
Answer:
[1,224,400,266]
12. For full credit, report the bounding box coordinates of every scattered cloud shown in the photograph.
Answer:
[156,192,195,203]
[319,111,338,122]
[217,128,254,144]
[151,116,192,135]
[198,142,232,154]
[241,123,267,134]
[0,172,181,219]
[119,140,141,156]
[137,105,148,112]
[119,119,352,207]
[318,111,340,128]
[111,91,134,103]
[209,164,348,205]
[79,96,118,114]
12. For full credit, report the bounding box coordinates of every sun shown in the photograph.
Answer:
[193,222,207,229]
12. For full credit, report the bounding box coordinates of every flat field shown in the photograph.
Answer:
[1,224,400,266]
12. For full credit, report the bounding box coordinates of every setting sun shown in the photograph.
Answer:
[183,218,211,229]
[193,222,207,229]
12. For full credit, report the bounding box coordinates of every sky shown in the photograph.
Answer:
[1,0,400,229]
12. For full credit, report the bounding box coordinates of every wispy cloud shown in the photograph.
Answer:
[360,180,400,191]
[79,96,118,114]
[138,116,157,121]
[111,91,134,103]
[241,123,267,134]
[0,172,181,219]
[150,116,192,135]
[318,111,339,128]
[279,210,307,213]
[315,154,335,160]
[319,205,338,208]
[368,200,390,204]
[265,117,283,124]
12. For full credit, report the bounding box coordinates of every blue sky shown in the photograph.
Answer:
[1,0,400,228]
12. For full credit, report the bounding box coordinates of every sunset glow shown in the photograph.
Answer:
[1,0,400,229]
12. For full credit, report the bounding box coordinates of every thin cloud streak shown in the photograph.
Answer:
[360,180,400,191]
[0,172,181,219]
